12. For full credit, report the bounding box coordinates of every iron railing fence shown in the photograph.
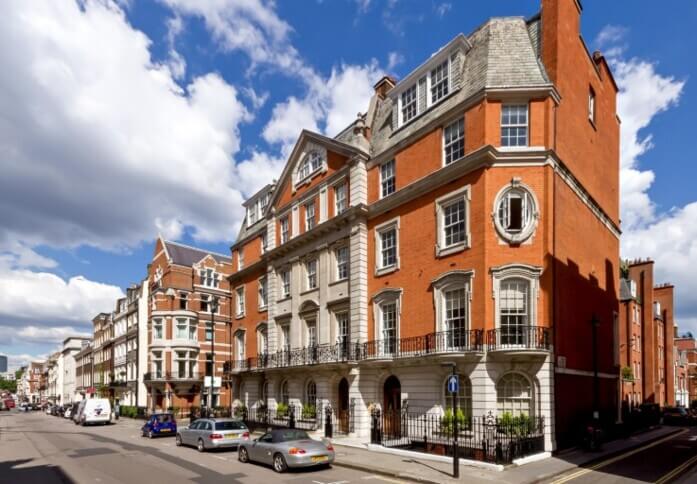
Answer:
[241,406,319,432]
[370,410,545,464]
[486,326,550,351]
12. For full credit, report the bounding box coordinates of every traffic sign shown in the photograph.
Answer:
[447,374,459,394]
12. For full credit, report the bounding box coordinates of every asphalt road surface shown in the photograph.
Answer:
[0,410,409,484]
[545,426,697,484]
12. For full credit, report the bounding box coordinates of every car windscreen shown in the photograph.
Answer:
[214,421,247,431]
[275,430,310,442]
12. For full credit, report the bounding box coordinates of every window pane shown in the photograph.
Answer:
[443,199,466,247]
[444,118,464,165]
[431,60,449,103]
[500,279,529,346]
[381,228,397,267]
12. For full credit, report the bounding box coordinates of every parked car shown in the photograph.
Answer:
[176,418,249,451]
[4,399,15,410]
[73,400,86,424]
[238,428,334,473]
[663,406,696,425]
[141,413,177,438]
[79,398,111,426]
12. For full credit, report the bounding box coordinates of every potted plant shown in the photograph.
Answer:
[301,403,316,420]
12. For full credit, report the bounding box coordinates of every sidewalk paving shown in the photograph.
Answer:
[330,426,683,484]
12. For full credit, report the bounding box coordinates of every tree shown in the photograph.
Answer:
[0,377,17,393]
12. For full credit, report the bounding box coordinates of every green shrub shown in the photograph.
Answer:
[302,404,316,419]
[276,403,289,417]
[440,408,468,433]
[498,412,535,436]
[234,404,247,417]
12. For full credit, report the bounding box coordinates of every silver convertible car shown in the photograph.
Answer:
[238,429,335,473]
[175,418,250,452]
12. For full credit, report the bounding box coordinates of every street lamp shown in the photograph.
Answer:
[591,313,600,421]
[207,297,220,418]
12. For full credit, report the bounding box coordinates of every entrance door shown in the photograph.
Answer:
[383,375,401,438]
[338,378,349,434]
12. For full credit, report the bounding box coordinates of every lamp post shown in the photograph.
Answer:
[441,361,458,478]
[591,313,600,421]
[208,297,219,418]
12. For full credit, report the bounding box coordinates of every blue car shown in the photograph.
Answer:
[141,413,177,438]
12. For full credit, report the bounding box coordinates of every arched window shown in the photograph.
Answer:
[443,374,472,418]
[260,380,269,403]
[297,150,323,182]
[280,380,290,405]
[306,380,317,408]
[496,373,532,416]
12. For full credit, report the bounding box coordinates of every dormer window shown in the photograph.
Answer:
[430,60,449,104]
[200,268,219,288]
[297,150,323,183]
[400,85,417,124]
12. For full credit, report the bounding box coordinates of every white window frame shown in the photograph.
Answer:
[380,160,396,199]
[235,331,245,361]
[305,258,318,290]
[588,88,596,124]
[500,104,529,148]
[430,59,450,104]
[432,270,474,344]
[491,264,542,346]
[152,318,164,340]
[294,146,327,187]
[237,248,245,271]
[443,117,465,165]
[399,84,417,125]
[235,286,245,317]
[335,245,349,282]
[280,216,290,244]
[335,310,350,346]
[280,269,291,299]
[200,268,220,288]
[335,181,348,215]
[374,217,400,276]
[258,276,268,310]
[435,185,471,257]
[257,325,268,355]
[305,199,316,231]
[372,288,402,357]
[496,372,534,417]
[492,180,539,244]
[306,319,317,347]
[280,323,291,352]
[261,232,268,254]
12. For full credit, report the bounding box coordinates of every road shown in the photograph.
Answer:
[545,426,697,484]
[0,410,409,484]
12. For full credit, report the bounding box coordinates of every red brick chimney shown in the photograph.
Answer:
[540,0,582,84]
[373,76,397,99]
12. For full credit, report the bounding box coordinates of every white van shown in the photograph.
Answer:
[80,398,111,426]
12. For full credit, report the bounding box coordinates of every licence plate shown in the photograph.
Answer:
[225,434,238,439]
[159,428,171,432]
[311,456,328,463]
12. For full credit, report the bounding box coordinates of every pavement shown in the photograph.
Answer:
[326,425,696,484]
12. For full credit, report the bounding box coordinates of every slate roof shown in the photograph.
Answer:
[369,16,551,156]
[164,240,232,266]
[619,278,635,302]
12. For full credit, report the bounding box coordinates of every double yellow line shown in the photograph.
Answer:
[655,451,697,484]
[551,429,688,484]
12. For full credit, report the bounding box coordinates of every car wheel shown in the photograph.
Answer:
[197,439,206,452]
[238,447,249,463]
[148,431,154,439]
[175,434,182,447]
[273,453,288,473]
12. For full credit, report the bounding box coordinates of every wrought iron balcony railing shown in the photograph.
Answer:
[144,370,203,382]
[486,325,550,352]
[228,329,484,373]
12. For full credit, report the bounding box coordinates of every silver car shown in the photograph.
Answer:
[238,429,335,473]
[175,418,250,452]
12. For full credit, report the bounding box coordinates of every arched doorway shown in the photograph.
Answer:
[383,375,401,438]
[338,377,349,434]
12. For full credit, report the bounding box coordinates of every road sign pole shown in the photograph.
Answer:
[451,368,459,478]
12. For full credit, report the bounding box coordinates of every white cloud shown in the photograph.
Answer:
[598,25,693,333]
[263,96,321,147]
[0,0,264,259]
[15,326,91,344]
[0,264,124,328]
[435,3,452,18]
[387,51,404,71]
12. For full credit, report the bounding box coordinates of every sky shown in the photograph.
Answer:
[1,0,696,370]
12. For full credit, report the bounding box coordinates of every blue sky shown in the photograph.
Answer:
[1,0,696,368]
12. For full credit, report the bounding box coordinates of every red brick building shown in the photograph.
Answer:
[144,238,234,413]
[675,336,696,406]
[618,259,676,410]
[228,0,620,450]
